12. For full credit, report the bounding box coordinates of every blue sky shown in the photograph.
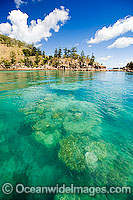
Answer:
[0,0,133,68]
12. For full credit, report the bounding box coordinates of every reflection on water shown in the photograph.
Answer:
[0,70,132,200]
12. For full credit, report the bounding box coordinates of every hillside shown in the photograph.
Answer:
[0,34,31,63]
[0,34,107,71]
[0,43,25,62]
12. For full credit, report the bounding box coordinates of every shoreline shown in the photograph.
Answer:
[0,68,132,72]
[0,68,108,72]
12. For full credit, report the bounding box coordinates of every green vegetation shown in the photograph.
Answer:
[0,59,11,68]
[0,34,26,47]
[126,61,133,70]
[21,46,97,68]
[0,34,104,69]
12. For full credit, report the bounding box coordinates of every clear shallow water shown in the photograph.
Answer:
[0,70,132,200]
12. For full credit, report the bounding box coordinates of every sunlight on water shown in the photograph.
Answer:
[0,70,132,200]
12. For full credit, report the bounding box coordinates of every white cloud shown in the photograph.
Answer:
[32,0,42,2]
[35,43,42,48]
[98,55,113,61]
[75,43,79,46]
[87,16,133,44]
[107,37,133,49]
[0,7,70,44]
[118,62,125,66]
[126,58,133,62]
[88,45,92,48]
[0,23,11,35]
[14,0,26,8]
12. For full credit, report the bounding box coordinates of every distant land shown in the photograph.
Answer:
[0,34,132,72]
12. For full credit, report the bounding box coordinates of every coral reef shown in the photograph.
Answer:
[54,194,80,200]
[85,141,107,161]
[58,135,86,172]
[32,130,61,148]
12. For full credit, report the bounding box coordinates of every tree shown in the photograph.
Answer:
[58,47,62,58]
[63,48,68,57]
[67,49,71,57]
[54,48,58,57]
[126,61,133,70]
[23,49,31,57]
[71,47,77,58]
[34,53,40,65]
[31,47,37,56]
[90,53,95,65]
[37,48,41,55]
[42,51,45,58]
[49,55,53,59]
[31,47,41,56]
[10,51,16,64]
[24,58,32,67]
[1,59,11,68]
[43,57,49,65]
[81,50,85,58]
[53,60,60,68]
[87,55,90,59]
[18,40,24,48]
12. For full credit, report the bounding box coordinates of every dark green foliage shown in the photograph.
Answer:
[31,47,41,56]
[24,57,33,67]
[67,49,71,57]
[43,57,49,65]
[58,47,62,58]
[89,53,95,65]
[23,49,31,57]
[42,51,45,58]
[49,55,53,59]
[126,61,133,70]
[54,48,58,57]
[52,60,60,68]
[34,53,40,65]
[71,47,77,59]
[54,48,62,58]
[63,48,68,57]
[1,59,11,68]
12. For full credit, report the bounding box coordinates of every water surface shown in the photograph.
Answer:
[0,70,132,200]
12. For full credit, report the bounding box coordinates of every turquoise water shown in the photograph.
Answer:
[0,70,132,200]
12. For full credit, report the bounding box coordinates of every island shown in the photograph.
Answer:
[0,34,132,72]
[0,34,107,71]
